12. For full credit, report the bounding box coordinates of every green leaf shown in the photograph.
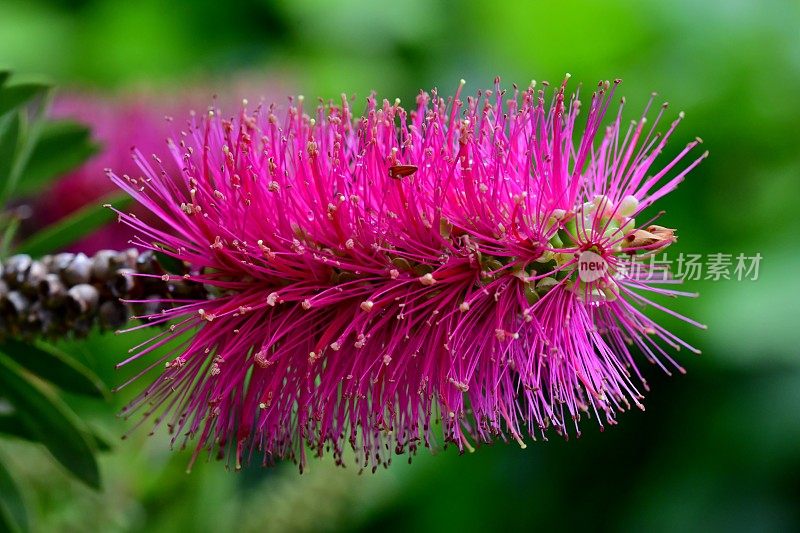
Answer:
[0,83,50,119]
[85,426,113,453]
[0,413,111,452]
[0,72,11,88]
[0,339,108,399]
[0,89,53,204]
[0,113,21,189]
[0,216,21,260]
[15,192,133,257]
[15,120,101,195]
[0,458,28,533]
[0,352,100,489]
[0,414,34,443]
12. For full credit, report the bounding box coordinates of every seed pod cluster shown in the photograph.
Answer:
[0,249,207,341]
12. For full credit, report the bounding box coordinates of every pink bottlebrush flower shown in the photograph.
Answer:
[110,77,706,471]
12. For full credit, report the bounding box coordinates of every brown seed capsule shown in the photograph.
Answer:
[22,261,48,293]
[63,253,93,285]
[90,249,121,281]
[3,290,30,317]
[26,301,46,332]
[66,284,100,316]
[4,255,32,286]
[136,250,163,275]
[52,253,76,273]
[39,254,54,271]
[1,247,209,340]
[99,300,129,329]
[113,268,137,297]
[38,274,67,305]
[119,248,139,269]
[35,305,62,336]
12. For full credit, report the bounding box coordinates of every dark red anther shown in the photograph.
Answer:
[388,164,417,180]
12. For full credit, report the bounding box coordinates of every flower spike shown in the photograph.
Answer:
[109,78,706,471]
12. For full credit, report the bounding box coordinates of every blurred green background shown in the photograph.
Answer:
[1,0,799,531]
